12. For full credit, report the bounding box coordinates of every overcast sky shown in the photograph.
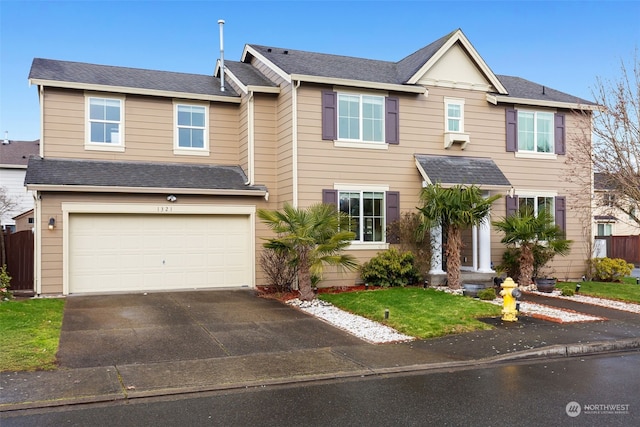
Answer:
[1,0,639,141]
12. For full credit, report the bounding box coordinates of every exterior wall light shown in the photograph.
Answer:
[48,217,56,230]
[167,195,177,202]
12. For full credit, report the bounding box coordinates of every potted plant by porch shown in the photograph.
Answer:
[493,208,572,292]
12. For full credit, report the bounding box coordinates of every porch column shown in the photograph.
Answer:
[429,225,445,274]
[477,216,494,273]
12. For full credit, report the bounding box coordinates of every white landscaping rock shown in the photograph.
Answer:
[286,298,414,344]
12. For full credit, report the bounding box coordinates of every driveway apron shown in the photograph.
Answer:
[56,290,364,368]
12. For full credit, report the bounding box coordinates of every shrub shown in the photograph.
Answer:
[561,288,575,296]
[259,248,297,293]
[478,287,496,300]
[589,257,634,282]
[386,212,432,280]
[360,248,420,287]
[0,265,12,302]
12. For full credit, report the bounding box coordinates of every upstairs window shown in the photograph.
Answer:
[322,91,399,146]
[87,96,123,145]
[518,111,553,153]
[338,94,384,143]
[174,103,209,155]
[445,98,464,132]
[506,108,565,155]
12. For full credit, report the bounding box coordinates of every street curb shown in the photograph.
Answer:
[2,338,639,413]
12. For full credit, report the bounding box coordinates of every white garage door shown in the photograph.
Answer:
[69,213,252,293]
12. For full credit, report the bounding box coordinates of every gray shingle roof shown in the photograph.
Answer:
[29,58,238,97]
[25,157,266,193]
[248,45,402,85]
[0,140,40,166]
[594,172,617,191]
[415,154,511,187]
[496,75,596,106]
[225,60,278,88]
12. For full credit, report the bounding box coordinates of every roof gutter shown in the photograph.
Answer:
[289,74,426,94]
[25,184,267,197]
[487,93,601,111]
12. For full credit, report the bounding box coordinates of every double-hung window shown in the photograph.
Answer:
[445,99,464,133]
[518,111,553,153]
[338,190,385,242]
[338,94,384,143]
[86,96,124,150]
[174,103,209,155]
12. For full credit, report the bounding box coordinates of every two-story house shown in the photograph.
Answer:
[26,29,595,295]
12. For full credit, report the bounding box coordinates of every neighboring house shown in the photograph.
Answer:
[593,172,640,237]
[13,209,35,232]
[26,28,596,295]
[0,138,39,231]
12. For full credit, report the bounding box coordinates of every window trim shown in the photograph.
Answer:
[336,91,386,144]
[334,183,390,249]
[173,101,210,156]
[84,94,125,152]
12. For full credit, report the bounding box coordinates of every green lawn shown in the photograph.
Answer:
[557,278,640,304]
[319,287,502,339]
[0,298,65,372]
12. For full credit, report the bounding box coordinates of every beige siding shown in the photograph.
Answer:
[42,88,240,165]
[294,85,591,284]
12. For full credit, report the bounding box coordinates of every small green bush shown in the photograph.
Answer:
[561,288,575,296]
[0,265,12,302]
[360,248,420,287]
[478,287,496,300]
[589,257,634,282]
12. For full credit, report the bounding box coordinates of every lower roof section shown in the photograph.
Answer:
[415,154,511,188]
[25,157,267,196]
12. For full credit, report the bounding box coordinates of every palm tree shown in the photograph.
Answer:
[419,183,500,289]
[493,208,572,287]
[257,203,358,301]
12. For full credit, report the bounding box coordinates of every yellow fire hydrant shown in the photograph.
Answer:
[500,277,522,322]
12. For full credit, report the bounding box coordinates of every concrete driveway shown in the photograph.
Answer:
[57,289,364,369]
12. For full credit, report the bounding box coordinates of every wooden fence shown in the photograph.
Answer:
[3,230,34,292]
[595,235,640,266]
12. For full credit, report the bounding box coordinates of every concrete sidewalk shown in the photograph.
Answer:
[2,291,640,412]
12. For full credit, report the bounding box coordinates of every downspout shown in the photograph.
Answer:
[39,86,44,157]
[292,80,301,208]
[33,190,41,295]
[245,91,255,186]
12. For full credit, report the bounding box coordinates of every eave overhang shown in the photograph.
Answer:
[486,93,601,111]
[28,78,242,104]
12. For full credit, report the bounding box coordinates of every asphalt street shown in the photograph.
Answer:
[3,352,639,427]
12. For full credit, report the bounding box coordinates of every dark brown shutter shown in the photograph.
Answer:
[506,195,519,216]
[322,189,338,206]
[385,191,400,243]
[321,91,337,140]
[506,108,518,152]
[555,196,566,232]
[554,113,566,155]
[385,97,399,144]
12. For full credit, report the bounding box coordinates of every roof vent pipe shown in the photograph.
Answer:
[3,131,8,145]
[218,19,225,92]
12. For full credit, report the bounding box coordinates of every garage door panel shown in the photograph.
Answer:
[69,213,252,293]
